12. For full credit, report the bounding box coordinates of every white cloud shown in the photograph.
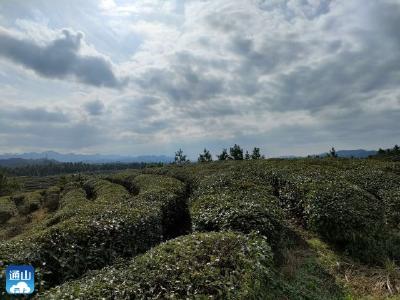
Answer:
[0,0,399,156]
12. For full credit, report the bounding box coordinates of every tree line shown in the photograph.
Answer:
[174,144,265,164]
[377,145,400,156]
[374,145,400,161]
[0,161,162,177]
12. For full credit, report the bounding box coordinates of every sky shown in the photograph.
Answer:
[0,0,399,158]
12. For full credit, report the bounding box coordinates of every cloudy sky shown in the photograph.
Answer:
[0,0,399,158]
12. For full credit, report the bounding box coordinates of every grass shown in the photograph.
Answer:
[279,230,400,300]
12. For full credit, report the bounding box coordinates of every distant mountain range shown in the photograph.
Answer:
[316,149,377,158]
[0,149,378,168]
[0,151,174,165]
[0,158,58,168]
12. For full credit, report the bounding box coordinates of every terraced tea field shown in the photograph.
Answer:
[0,158,399,299]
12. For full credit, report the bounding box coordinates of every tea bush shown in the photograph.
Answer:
[42,232,283,299]
[304,181,388,263]
[189,170,287,250]
[191,192,285,247]
[1,158,399,298]
[12,191,42,215]
[379,187,400,230]
[41,186,61,212]
[0,175,190,288]
[0,196,16,224]
[104,170,141,194]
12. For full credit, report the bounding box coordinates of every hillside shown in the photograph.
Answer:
[0,158,399,299]
[0,151,173,164]
[0,158,59,168]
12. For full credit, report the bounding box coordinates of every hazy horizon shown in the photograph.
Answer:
[0,0,399,158]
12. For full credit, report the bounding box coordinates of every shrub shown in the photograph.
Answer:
[44,186,88,226]
[104,170,140,194]
[12,191,42,215]
[0,175,190,288]
[41,186,61,212]
[379,187,400,230]
[343,167,400,195]
[191,191,285,248]
[304,181,388,263]
[190,171,287,250]
[42,232,282,299]
[0,196,16,224]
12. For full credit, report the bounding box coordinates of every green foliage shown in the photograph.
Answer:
[304,181,388,263]
[374,144,400,161]
[0,173,19,196]
[2,161,149,177]
[174,148,189,164]
[230,144,244,160]
[104,170,140,194]
[251,147,262,159]
[328,147,338,158]
[217,148,230,160]
[12,191,42,215]
[41,186,61,212]
[190,171,286,250]
[281,239,347,300]
[1,157,399,298]
[43,232,283,299]
[0,173,6,195]
[0,175,190,288]
[0,196,17,224]
[259,160,400,264]
[198,148,213,163]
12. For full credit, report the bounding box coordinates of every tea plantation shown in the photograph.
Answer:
[0,158,399,299]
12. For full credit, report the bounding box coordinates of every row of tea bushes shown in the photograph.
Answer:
[0,175,190,289]
[146,160,400,265]
[303,180,391,263]
[0,196,16,224]
[0,186,62,236]
[12,191,43,215]
[41,232,286,300]
[265,164,400,264]
[0,186,61,222]
[189,171,287,251]
[103,170,141,194]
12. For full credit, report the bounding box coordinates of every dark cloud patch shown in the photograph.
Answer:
[266,44,400,112]
[0,29,125,88]
[230,35,307,76]
[84,100,106,116]
[0,107,69,123]
[137,65,225,104]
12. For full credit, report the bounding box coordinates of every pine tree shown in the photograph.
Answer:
[378,148,385,155]
[198,148,213,163]
[251,147,261,160]
[229,144,243,160]
[217,148,230,161]
[175,149,189,164]
[329,147,338,158]
[245,151,250,160]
